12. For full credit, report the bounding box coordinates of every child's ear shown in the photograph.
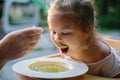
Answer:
[83,32,89,39]
[84,24,94,38]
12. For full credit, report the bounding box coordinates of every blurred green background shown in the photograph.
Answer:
[93,0,120,31]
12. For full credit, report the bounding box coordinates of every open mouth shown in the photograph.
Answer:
[60,47,69,54]
[56,44,69,54]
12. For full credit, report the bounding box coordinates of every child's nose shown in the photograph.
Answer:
[54,34,62,41]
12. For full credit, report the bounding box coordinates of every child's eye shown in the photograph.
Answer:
[50,31,56,35]
[62,32,72,35]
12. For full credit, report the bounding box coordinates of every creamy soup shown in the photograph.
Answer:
[29,61,70,73]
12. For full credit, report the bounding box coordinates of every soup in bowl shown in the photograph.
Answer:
[29,61,72,73]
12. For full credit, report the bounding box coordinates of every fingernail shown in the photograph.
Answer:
[33,26,44,33]
[32,26,36,28]
[39,27,44,32]
[32,26,38,33]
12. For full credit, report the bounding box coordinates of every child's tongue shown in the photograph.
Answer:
[60,48,68,54]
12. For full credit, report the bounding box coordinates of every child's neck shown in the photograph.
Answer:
[70,39,110,63]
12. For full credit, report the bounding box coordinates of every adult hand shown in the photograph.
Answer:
[0,27,43,68]
[17,74,42,80]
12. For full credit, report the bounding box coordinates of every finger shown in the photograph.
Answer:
[17,73,33,80]
[29,40,39,46]
[26,43,38,51]
[24,27,44,35]
[17,27,43,38]
[20,38,39,48]
[27,34,41,40]
[33,26,44,33]
[27,32,43,38]
[24,42,38,51]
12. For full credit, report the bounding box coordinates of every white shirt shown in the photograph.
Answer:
[64,46,120,78]
[87,47,120,77]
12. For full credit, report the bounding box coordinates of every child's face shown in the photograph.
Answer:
[48,15,88,54]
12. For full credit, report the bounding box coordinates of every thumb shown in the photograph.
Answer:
[33,26,44,33]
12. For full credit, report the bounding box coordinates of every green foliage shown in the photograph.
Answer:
[31,0,47,13]
[94,0,120,30]
[38,9,48,27]
[31,0,48,27]
[99,15,120,30]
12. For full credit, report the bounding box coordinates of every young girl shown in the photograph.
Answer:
[18,0,120,79]
[48,0,120,78]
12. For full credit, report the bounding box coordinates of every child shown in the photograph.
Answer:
[47,0,120,78]
[18,0,120,79]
